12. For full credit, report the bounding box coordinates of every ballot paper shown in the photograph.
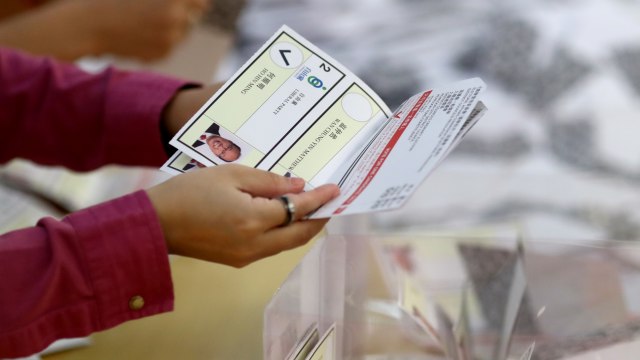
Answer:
[162,25,487,218]
[304,324,336,360]
[285,324,319,360]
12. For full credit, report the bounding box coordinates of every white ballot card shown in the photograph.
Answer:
[169,25,390,181]
[454,286,474,360]
[286,324,319,360]
[304,324,336,360]
[160,151,205,175]
[313,79,486,218]
[398,272,441,343]
[435,303,460,360]
[164,25,487,218]
[518,342,535,360]
[495,257,527,360]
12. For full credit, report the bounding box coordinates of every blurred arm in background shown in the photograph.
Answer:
[0,0,210,61]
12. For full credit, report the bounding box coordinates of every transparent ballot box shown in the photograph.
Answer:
[264,234,640,359]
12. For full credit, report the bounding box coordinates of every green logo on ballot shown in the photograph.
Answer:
[307,76,326,90]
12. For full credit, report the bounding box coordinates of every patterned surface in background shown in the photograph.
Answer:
[232,0,640,241]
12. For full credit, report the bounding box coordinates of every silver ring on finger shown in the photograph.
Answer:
[279,195,296,227]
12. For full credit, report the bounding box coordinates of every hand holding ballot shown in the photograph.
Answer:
[162,26,487,218]
[147,165,339,268]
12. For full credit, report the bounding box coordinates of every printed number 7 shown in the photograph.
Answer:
[319,63,331,72]
[279,49,292,66]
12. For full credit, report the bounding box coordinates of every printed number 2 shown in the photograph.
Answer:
[279,50,291,66]
[319,63,331,72]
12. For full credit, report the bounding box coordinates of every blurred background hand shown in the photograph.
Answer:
[0,0,211,61]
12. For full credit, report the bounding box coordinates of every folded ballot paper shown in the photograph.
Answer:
[161,25,487,218]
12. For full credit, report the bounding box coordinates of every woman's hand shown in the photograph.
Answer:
[147,165,340,267]
[0,0,210,61]
[84,0,210,60]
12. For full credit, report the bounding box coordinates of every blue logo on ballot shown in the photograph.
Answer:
[307,76,326,90]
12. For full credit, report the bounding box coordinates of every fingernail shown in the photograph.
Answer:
[290,177,305,187]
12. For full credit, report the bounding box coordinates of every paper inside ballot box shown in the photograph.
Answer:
[524,252,627,338]
[459,243,627,338]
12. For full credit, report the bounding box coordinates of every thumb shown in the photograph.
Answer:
[233,166,306,198]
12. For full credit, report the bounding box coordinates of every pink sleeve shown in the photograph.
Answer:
[0,190,174,358]
[0,47,192,170]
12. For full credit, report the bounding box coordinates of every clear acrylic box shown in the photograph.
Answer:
[264,233,640,359]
